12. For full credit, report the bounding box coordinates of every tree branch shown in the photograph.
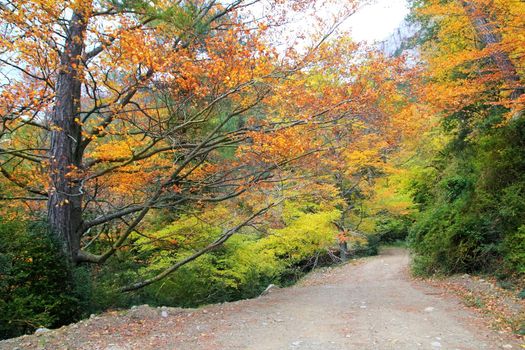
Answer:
[120,201,278,291]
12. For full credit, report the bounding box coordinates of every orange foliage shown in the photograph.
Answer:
[416,0,525,118]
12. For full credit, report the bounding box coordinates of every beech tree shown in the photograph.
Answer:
[2,0,268,263]
[1,0,379,270]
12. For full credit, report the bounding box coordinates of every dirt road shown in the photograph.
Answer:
[210,248,518,350]
[1,248,520,350]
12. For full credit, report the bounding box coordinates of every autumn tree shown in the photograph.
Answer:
[2,0,384,276]
[2,0,264,263]
[413,0,524,118]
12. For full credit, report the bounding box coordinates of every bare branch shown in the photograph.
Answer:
[0,167,48,196]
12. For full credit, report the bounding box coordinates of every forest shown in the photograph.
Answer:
[0,0,524,341]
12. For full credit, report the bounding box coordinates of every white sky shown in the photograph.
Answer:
[259,0,410,55]
[346,0,409,42]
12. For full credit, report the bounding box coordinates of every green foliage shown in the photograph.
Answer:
[0,220,86,339]
[260,205,340,263]
[138,233,282,307]
[89,201,342,309]
[353,234,381,257]
[409,115,525,277]
[375,214,411,243]
[409,204,499,275]
[409,173,434,210]
[504,226,525,274]
[440,175,472,203]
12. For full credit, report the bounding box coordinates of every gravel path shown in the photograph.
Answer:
[1,248,520,350]
[211,248,519,350]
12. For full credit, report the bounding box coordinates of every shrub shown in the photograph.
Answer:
[504,226,525,274]
[375,215,411,243]
[0,220,86,339]
[100,201,343,308]
[408,114,525,277]
[354,234,380,256]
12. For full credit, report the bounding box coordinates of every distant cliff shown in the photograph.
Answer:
[377,19,419,58]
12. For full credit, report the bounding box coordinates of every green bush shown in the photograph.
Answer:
[0,220,86,339]
[83,201,345,310]
[408,114,525,277]
[504,226,525,274]
[351,234,380,257]
[91,201,344,308]
[375,215,411,243]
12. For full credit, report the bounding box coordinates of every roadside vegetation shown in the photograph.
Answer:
[1,0,524,340]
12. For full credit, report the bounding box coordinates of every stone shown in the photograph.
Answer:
[260,284,278,296]
[35,328,50,335]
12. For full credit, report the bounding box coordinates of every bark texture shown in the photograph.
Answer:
[47,10,88,262]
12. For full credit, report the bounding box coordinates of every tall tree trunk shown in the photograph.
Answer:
[48,10,88,263]
[461,1,524,100]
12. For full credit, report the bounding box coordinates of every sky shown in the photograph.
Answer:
[261,0,411,55]
[346,0,409,42]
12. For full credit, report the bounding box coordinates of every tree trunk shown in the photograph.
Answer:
[339,241,349,262]
[461,1,524,100]
[47,10,88,263]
